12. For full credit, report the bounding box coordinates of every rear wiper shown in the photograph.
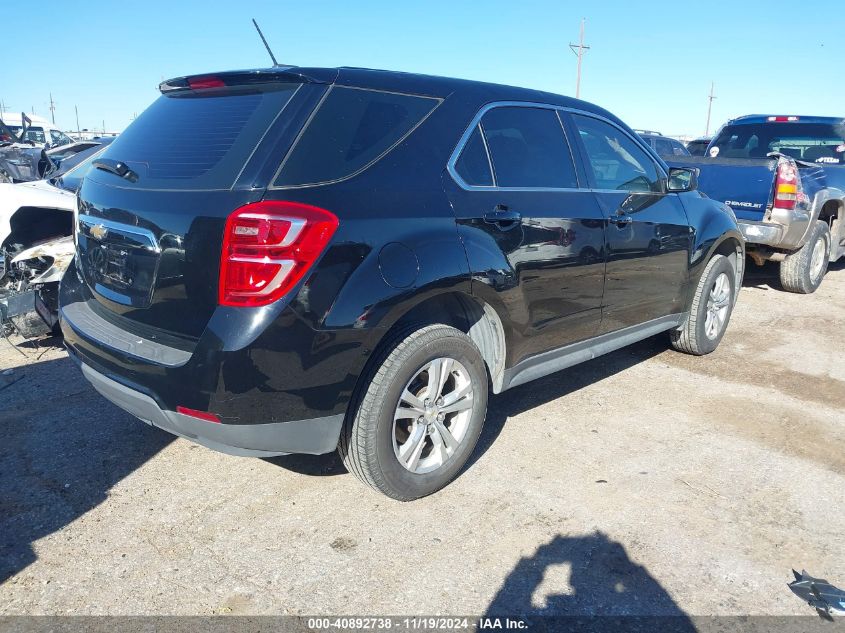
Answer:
[93,158,138,183]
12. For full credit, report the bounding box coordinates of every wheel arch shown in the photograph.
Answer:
[361,289,509,396]
[686,230,745,313]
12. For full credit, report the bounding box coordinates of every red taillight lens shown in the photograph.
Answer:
[773,158,801,211]
[176,406,221,424]
[219,201,338,307]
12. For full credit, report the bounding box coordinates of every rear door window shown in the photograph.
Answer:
[479,106,578,188]
[453,125,494,186]
[274,86,440,187]
[571,114,662,193]
[93,84,300,190]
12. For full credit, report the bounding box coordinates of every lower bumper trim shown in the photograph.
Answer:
[80,363,343,457]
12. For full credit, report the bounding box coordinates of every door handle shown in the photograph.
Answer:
[608,213,632,227]
[484,205,521,229]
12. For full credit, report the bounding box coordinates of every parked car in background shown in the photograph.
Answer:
[0,122,111,183]
[1,112,75,148]
[0,142,112,336]
[669,115,845,293]
[686,136,711,156]
[60,66,743,500]
[635,130,691,157]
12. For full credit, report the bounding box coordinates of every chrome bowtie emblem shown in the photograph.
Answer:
[90,223,109,241]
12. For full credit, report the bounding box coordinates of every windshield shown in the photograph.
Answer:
[7,125,47,144]
[711,122,845,164]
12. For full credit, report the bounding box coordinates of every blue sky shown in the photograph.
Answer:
[2,0,841,137]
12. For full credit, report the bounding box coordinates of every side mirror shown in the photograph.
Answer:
[666,167,698,192]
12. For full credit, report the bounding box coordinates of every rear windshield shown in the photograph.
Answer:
[93,84,299,189]
[274,86,440,187]
[711,122,845,164]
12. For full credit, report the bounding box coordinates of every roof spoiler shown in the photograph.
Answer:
[159,68,338,93]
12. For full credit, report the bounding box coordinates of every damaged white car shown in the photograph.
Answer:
[0,143,109,337]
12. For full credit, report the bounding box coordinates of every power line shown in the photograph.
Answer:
[705,82,717,136]
[569,18,590,99]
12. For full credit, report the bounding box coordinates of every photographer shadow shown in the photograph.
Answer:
[486,531,695,631]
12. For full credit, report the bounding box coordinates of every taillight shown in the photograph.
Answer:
[218,201,338,307]
[773,158,802,211]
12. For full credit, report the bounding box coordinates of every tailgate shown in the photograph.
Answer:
[667,155,777,221]
[73,77,321,342]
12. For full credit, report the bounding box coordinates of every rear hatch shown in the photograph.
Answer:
[666,155,777,221]
[74,69,332,344]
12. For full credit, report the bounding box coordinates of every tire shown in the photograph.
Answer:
[779,220,831,294]
[339,323,488,501]
[670,254,736,356]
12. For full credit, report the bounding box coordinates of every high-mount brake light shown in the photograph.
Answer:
[767,116,799,122]
[773,158,802,211]
[218,201,338,307]
[188,76,226,90]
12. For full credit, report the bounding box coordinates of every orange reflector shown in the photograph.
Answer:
[777,184,798,194]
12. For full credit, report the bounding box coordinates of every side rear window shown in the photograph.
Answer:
[654,138,674,155]
[94,84,300,190]
[480,107,578,189]
[274,86,440,187]
[454,125,493,186]
[571,114,661,193]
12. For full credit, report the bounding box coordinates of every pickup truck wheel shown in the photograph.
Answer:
[670,254,736,356]
[339,323,488,501]
[779,220,831,294]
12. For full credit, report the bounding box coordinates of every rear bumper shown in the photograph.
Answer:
[737,219,785,247]
[737,205,812,251]
[59,258,373,455]
[76,359,344,457]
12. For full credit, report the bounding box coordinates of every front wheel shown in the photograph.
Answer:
[779,220,831,294]
[339,324,488,501]
[670,254,737,356]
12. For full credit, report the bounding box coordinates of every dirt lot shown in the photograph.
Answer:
[0,261,843,617]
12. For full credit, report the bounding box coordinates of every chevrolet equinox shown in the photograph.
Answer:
[60,66,744,500]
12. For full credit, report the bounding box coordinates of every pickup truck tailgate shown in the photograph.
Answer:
[667,156,776,221]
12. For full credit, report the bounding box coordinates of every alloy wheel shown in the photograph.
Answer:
[704,272,731,340]
[392,357,474,474]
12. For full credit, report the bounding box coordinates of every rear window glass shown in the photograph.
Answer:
[93,85,299,189]
[711,122,845,164]
[274,86,439,187]
[454,125,493,186]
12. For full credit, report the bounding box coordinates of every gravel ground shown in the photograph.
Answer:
[0,261,843,617]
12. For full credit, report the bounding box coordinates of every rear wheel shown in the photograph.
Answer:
[339,324,488,501]
[779,220,830,294]
[670,254,736,355]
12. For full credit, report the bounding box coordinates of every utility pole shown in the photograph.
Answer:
[49,92,56,124]
[705,82,717,136]
[569,18,590,99]
[0,99,5,118]
[75,105,80,137]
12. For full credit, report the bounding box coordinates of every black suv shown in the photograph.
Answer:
[60,67,744,500]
